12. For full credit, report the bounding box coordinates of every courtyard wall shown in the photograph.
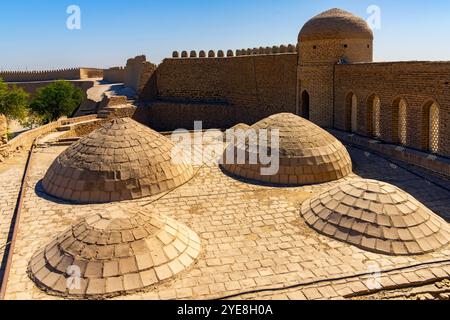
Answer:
[334,61,450,157]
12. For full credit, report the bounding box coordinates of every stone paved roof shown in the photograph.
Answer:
[28,205,201,298]
[42,117,194,203]
[222,113,352,185]
[299,8,374,42]
[300,179,450,255]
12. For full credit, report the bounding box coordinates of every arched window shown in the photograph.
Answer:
[351,94,358,133]
[373,97,381,138]
[398,99,407,145]
[367,95,381,138]
[301,90,310,120]
[422,101,440,154]
[429,103,440,154]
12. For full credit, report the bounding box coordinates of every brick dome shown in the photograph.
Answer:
[222,113,352,185]
[28,205,201,298]
[299,8,373,42]
[300,179,450,255]
[42,118,194,203]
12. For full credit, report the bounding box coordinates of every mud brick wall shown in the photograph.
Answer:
[104,67,125,83]
[124,55,157,95]
[145,53,298,126]
[148,101,235,131]
[334,61,450,157]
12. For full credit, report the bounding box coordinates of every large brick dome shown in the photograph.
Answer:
[28,205,201,298]
[222,113,352,185]
[300,179,450,255]
[299,8,374,42]
[42,117,194,203]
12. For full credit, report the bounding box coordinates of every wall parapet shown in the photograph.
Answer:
[0,68,104,82]
[0,115,98,162]
[170,44,298,59]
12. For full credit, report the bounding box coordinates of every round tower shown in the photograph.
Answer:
[297,8,373,127]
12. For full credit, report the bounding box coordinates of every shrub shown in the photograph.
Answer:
[0,78,29,121]
[30,80,84,123]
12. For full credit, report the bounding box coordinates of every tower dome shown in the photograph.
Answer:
[300,179,450,255]
[222,113,352,185]
[298,8,373,42]
[42,118,194,203]
[28,205,201,298]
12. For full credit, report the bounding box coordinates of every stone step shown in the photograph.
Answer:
[56,125,71,132]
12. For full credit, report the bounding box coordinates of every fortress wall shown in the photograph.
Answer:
[124,55,157,96]
[0,68,82,82]
[148,102,235,131]
[11,80,95,98]
[104,67,125,83]
[0,68,103,83]
[334,61,450,157]
[145,53,297,126]
[79,68,104,79]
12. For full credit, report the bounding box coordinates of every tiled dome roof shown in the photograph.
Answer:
[222,113,352,185]
[28,205,201,298]
[42,118,194,203]
[300,179,450,255]
[299,8,374,42]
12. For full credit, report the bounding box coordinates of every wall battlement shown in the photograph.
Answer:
[171,44,297,59]
[0,68,103,82]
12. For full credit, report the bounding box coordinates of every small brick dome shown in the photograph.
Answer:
[42,118,194,203]
[28,205,201,298]
[299,8,373,42]
[300,179,450,255]
[222,113,352,185]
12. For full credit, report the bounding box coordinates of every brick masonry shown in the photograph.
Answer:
[142,53,298,126]
[334,62,450,157]
[134,9,450,161]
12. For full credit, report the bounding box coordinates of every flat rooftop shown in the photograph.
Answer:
[1,131,450,300]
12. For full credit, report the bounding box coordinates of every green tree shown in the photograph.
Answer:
[30,80,84,123]
[0,78,29,121]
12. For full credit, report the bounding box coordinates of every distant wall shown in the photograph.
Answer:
[10,80,95,98]
[104,67,125,83]
[0,68,103,82]
[80,68,104,79]
[143,53,297,126]
[334,61,450,157]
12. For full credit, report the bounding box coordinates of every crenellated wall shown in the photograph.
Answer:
[142,52,298,126]
[171,44,297,59]
[334,61,450,157]
[0,68,103,82]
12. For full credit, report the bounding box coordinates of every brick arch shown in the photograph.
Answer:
[301,90,310,120]
[366,94,381,138]
[421,99,440,153]
[344,91,358,132]
[391,96,409,145]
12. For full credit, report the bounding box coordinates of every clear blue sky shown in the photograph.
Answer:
[1,0,449,70]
